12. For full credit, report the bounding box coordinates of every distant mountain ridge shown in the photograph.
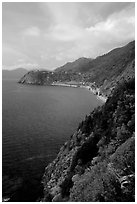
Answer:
[19,41,135,97]
[55,57,93,73]
[2,68,28,80]
[55,41,135,83]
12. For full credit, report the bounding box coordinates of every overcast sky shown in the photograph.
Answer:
[2,2,135,70]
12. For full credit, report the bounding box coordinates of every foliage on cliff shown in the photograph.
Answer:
[70,77,135,202]
[42,77,135,202]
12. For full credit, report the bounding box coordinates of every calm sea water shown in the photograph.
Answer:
[2,80,103,201]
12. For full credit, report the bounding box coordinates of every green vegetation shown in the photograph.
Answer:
[39,41,135,202]
[42,77,135,202]
[69,78,135,201]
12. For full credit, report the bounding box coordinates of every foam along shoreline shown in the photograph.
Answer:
[51,82,78,88]
[51,82,107,103]
[2,197,10,202]
[96,95,107,102]
[83,86,107,102]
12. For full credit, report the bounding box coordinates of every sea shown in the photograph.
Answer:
[2,79,103,201]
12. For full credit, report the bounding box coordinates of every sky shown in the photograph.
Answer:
[2,2,135,70]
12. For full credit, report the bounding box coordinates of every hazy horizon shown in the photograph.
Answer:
[3,2,135,70]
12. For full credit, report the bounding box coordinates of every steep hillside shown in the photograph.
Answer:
[19,41,135,97]
[85,41,135,85]
[100,58,135,96]
[55,57,93,73]
[55,41,135,87]
[41,77,135,202]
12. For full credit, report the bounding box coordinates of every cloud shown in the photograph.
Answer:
[23,26,40,36]
[45,2,134,57]
[2,2,135,70]
[55,52,64,61]
[53,4,135,59]
[3,44,29,64]
[49,24,83,42]
[3,63,39,70]
[84,5,135,47]
[2,44,39,70]
[38,2,135,68]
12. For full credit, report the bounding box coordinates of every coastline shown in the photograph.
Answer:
[42,78,135,202]
[51,82,107,103]
[82,85,107,102]
[51,82,78,88]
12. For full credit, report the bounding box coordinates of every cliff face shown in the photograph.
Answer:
[41,78,135,202]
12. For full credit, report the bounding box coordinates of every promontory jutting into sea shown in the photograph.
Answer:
[2,2,135,202]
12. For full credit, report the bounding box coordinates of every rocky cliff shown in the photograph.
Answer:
[41,77,135,202]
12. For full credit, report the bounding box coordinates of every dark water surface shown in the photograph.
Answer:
[2,80,103,201]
